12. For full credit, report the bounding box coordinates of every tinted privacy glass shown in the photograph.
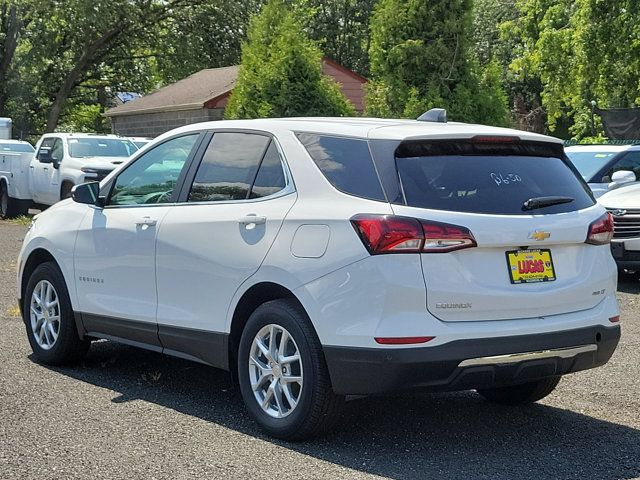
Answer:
[110,134,198,206]
[395,144,594,215]
[250,142,286,199]
[189,133,271,202]
[297,133,385,201]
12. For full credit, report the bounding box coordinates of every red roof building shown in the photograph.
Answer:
[105,58,367,137]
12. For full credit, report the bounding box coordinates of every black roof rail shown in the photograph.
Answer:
[417,108,447,123]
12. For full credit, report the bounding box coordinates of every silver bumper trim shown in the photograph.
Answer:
[458,344,597,368]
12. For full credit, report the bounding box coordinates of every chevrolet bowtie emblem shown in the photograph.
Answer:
[528,230,551,241]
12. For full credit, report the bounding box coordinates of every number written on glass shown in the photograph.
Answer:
[490,172,522,186]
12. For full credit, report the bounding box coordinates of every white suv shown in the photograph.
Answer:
[17,116,620,439]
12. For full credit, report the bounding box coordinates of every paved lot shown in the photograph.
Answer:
[0,221,639,480]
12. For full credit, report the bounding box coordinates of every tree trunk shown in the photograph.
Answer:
[45,24,126,132]
[0,5,21,115]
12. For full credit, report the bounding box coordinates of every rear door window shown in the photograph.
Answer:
[188,132,272,202]
[395,141,594,215]
[296,133,385,201]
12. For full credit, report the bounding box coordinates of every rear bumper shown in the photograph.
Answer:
[323,325,620,395]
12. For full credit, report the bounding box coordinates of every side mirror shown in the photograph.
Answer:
[52,157,60,169]
[71,182,102,206]
[608,170,636,189]
[37,147,52,163]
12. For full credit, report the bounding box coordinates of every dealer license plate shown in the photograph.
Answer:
[506,249,556,284]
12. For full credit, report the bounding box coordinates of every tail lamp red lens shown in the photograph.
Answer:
[609,315,620,323]
[351,214,476,254]
[470,135,520,143]
[586,212,614,245]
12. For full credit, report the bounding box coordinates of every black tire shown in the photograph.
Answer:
[237,299,344,440]
[477,376,561,405]
[60,182,74,200]
[23,261,90,365]
[0,181,25,219]
[618,268,639,282]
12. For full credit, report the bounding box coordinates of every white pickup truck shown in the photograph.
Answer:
[0,133,138,218]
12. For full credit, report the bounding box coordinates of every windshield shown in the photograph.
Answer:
[565,150,618,181]
[395,143,594,215]
[68,138,137,158]
[0,142,34,153]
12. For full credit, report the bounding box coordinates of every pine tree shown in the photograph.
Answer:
[366,0,508,125]
[224,0,355,119]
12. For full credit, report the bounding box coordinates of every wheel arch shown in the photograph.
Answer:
[60,179,75,199]
[228,282,310,381]
[20,248,59,305]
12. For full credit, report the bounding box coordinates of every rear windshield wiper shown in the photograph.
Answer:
[522,196,574,211]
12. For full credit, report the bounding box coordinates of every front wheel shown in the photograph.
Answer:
[477,376,561,405]
[23,262,90,365]
[237,299,344,440]
[60,182,74,200]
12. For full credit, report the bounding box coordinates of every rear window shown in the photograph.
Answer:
[296,133,385,201]
[0,142,34,153]
[395,141,594,215]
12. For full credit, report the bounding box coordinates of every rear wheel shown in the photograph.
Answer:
[237,299,344,440]
[0,181,26,219]
[23,262,90,365]
[477,376,561,405]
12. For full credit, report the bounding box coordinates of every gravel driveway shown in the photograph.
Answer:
[0,222,639,479]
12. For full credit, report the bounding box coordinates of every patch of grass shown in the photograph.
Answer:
[3,215,33,226]
[6,305,20,318]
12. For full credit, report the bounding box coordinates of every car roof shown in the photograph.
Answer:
[41,133,132,140]
[0,139,31,144]
[161,117,563,144]
[565,144,633,152]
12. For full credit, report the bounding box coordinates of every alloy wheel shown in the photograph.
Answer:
[248,324,303,418]
[30,280,60,350]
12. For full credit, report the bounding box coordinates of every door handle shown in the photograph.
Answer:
[239,214,266,226]
[135,216,157,229]
[43,167,48,171]
[29,165,34,169]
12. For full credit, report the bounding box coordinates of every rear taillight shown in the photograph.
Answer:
[421,221,477,253]
[351,214,476,255]
[586,213,614,245]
